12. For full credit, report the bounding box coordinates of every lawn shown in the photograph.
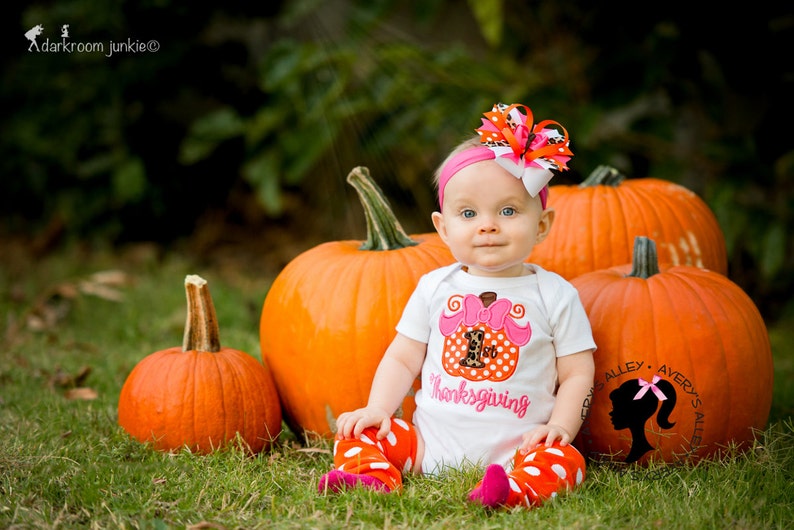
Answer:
[1,241,792,529]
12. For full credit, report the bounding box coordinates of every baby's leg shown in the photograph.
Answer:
[468,442,586,508]
[318,418,419,493]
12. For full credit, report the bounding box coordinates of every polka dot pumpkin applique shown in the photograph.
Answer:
[438,292,531,382]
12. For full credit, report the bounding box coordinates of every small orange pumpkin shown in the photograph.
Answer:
[572,237,773,464]
[119,275,282,454]
[529,166,728,279]
[259,166,455,438]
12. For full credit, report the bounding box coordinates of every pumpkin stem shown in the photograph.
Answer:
[581,165,626,187]
[627,236,661,279]
[347,166,418,251]
[182,274,221,353]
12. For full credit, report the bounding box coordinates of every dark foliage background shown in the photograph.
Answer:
[2,0,792,322]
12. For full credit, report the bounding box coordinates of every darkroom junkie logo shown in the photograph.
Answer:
[24,23,159,57]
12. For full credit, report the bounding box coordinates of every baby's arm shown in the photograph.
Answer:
[335,333,426,441]
[521,349,595,451]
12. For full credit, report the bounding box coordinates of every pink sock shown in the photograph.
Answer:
[468,464,510,508]
[318,469,390,494]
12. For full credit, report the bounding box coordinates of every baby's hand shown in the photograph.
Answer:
[520,424,572,453]
[334,407,391,440]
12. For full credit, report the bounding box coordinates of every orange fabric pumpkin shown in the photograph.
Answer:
[259,167,455,438]
[119,275,282,454]
[528,166,728,279]
[572,237,772,464]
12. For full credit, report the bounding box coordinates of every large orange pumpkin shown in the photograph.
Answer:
[259,166,455,438]
[119,275,282,454]
[529,166,728,279]
[572,237,773,464]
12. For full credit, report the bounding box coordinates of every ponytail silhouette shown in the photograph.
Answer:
[609,376,677,463]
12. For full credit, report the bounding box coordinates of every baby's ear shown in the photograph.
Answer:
[431,211,447,242]
[536,208,555,243]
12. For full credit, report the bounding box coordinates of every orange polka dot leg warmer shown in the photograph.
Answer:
[318,418,418,494]
[468,442,586,509]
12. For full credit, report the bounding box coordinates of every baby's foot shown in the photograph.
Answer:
[467,464,510,508]
[318,469,389,494]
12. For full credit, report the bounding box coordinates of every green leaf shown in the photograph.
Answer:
[245,106,291,147]
[111,156,146,203]
[467,0,503,47]
[179,108,245,164]
[259,41,308,91]
[280,121,338,185]
[760,223,786,278]
[243,151,282,215]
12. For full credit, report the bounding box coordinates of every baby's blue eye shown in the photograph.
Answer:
[462,209,476,218]
[501,207,516,216]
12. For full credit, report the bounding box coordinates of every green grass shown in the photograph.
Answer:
[1,243,793,529]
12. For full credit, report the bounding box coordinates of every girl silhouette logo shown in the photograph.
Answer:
[609,375,677,463]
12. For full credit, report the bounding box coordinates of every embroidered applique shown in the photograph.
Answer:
[438,292,531,382]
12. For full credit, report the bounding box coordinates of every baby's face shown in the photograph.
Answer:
[432,160,552,277]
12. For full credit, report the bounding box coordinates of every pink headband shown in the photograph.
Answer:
[437,103,573,211]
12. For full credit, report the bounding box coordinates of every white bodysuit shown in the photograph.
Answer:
[396,263,596,474]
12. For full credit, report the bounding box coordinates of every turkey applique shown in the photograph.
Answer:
[438,291,531,382]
